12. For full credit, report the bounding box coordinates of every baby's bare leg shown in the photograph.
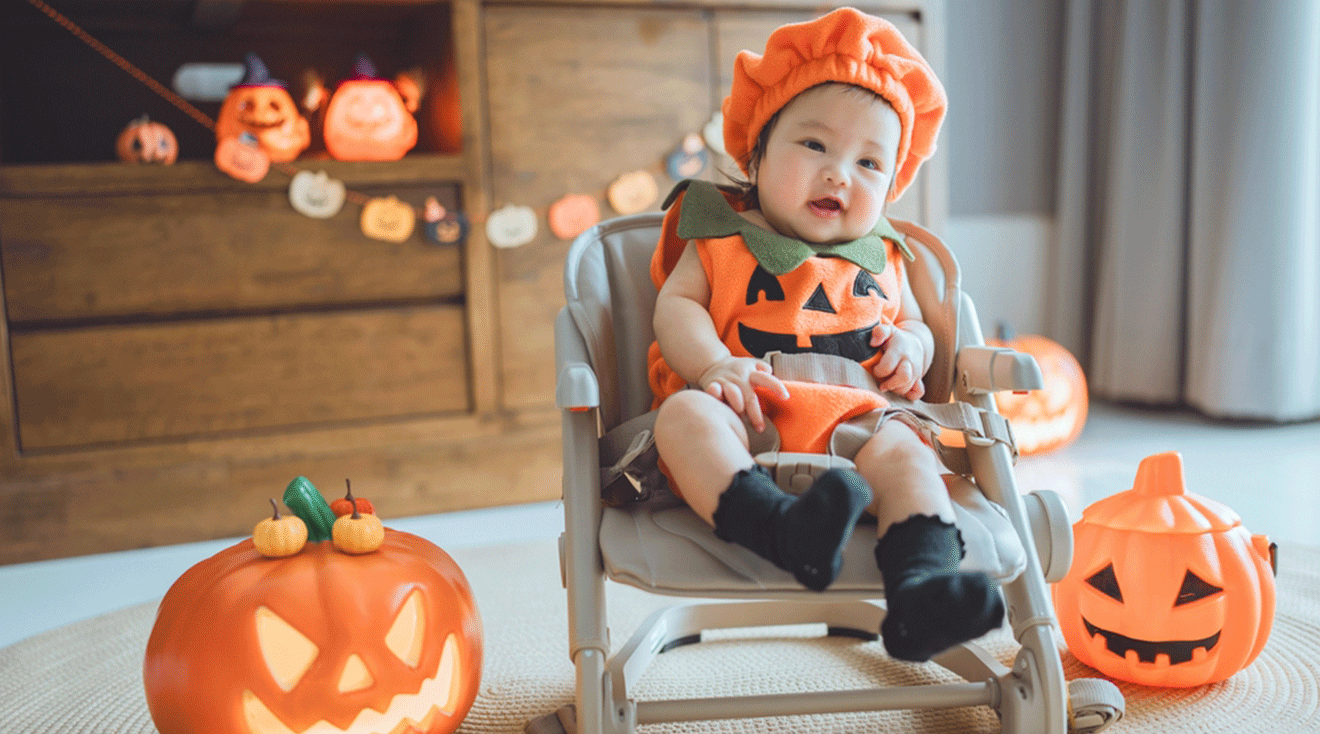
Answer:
[653,389,755,523]
[854,420,1004,662]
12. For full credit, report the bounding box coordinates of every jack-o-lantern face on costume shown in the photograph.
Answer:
[1053,452,1276,687]
[144,530,482,734]
[216,85,311,163]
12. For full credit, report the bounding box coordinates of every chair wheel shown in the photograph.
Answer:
[1024,489,1073,582]
[1067,678,1124,734]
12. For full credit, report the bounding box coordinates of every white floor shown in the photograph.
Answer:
[1,400,1316,650]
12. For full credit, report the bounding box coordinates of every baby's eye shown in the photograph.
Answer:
[800,139,825,152]
[859,158,881,171]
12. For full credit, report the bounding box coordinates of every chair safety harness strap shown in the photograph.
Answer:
[595,351,1018,505]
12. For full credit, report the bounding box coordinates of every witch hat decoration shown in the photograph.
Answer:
[351,53,380,81]
[235,51,287,89]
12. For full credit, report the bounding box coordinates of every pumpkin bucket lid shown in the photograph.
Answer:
[232,52,287,89]
[1080,451,1242,534]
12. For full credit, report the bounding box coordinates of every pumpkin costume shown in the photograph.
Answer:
[649,179,921,457]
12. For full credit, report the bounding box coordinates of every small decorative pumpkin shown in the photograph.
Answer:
[144,477,482,734]
[215,53,311,163]
[311,54,420,162]
[547,193,600,240]
[253,499,308,558]
[331,479,375,517]
[215,132,271,183]
[361,196,417,243]
[288,170,346,219]
[333,503,385,555]
[1052,452,1276,687]
[485,204,538,249]
[989,325,1088,455]
[117,115,178,165]
[608,170,659,215]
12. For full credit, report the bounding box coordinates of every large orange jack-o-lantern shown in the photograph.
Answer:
[309,54,421,162]
[144,478,482,734]
[1053,452,1276,687]
[215,53,311,163]
[989,325,1088,455]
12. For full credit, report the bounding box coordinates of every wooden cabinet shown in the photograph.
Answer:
[0,0,943,563]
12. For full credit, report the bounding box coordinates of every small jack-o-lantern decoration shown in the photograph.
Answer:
[288,170,346,219]
[309,54,421,161]
[144,477,482,734]
[547,193,600,240]
[608,170,658,215]
[485,204,538,249]
[989,325,1088,455]
[1053,452,1276,687]
[215,53,311,163]
[117,115,178,165]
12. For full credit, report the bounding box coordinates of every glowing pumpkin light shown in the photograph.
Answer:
[989,325,1088,454]
[215,53,311,163]
[144,477,482,734]
[312,54,421,162]
[1052,452,1276,687]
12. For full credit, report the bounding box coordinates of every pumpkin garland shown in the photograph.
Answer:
[146,476,483,734]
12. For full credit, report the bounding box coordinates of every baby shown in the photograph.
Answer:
[650,8,1004,663]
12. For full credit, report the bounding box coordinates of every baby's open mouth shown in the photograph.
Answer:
[809,197,842,214]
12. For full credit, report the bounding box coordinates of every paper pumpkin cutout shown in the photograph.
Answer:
[1053,452,1276,687]
[428,212,469,246]
[361,196,417,243]
[665,133,708,179]
[144,480,483,734]
[608,170,659,215]
[117,115,178,165]
[215,54,310,163]
[288,170,347,219]
[485,205,537,249]
[215,132,271,183]
[547,194,600,240]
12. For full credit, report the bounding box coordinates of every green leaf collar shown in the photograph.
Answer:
[666,179,912,276]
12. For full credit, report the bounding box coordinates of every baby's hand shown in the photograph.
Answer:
[698,357,789,432]
[870,323,926,400]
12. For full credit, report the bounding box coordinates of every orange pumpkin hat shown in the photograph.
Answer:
[722,7,946,202]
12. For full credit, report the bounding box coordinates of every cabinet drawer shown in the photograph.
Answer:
[10,306,469,450]
[0,183,463,324]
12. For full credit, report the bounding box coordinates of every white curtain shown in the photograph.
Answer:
[1050,0,1320,421]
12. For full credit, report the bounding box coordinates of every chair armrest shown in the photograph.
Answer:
[956,346,1044,395]
[555,307,600,411]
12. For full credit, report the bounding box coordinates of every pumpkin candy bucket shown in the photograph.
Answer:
[1052,452,1276,687]
[144,477,482,734]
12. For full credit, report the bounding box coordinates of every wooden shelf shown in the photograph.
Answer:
[0,155,467,198]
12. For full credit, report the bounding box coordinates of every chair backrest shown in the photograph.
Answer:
[562,212,967,433]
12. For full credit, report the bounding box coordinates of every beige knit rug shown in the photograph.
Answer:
[2,539,1318,734]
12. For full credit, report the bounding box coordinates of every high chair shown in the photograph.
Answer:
[543,211,1125,734]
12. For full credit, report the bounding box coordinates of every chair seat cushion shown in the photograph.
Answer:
[600,474,1027,598]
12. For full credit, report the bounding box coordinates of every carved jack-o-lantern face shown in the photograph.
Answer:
[1053,452,1276,687]
[216,86,311,163]
[734,259,896,364]
[117,117,178,164]
[144,531,482,734]
[990,331,1088,454]
[322,80,418,162]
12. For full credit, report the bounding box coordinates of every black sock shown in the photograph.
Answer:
[875,514,1005,662]
[712,466,871,591]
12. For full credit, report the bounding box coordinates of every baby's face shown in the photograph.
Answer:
[753,84,901,244]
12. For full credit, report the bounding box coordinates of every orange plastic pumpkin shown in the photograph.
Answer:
[215,53,311,163]
[1052,452,1276,687]
[144,481,482,734]
[117,115,178,165]
[989,326,1088,454]
[315,54,420,162]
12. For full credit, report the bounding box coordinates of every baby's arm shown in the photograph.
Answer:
[870,269,934,400]
[653,243,788,431]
